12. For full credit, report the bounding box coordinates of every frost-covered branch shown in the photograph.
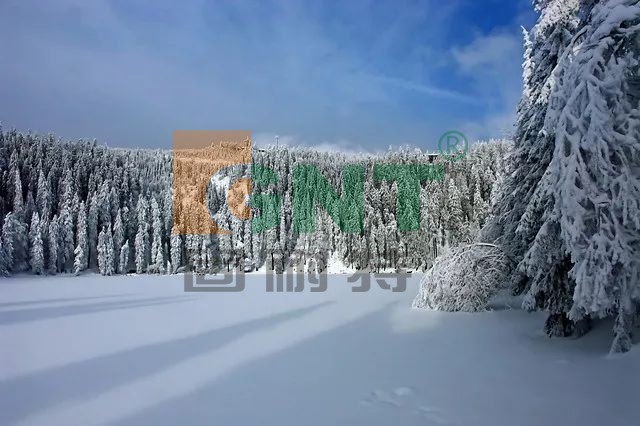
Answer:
[413,243,514,312]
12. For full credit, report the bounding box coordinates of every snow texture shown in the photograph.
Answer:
[0,274,637,426]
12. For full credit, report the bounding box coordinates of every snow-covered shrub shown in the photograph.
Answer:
[413,243,513,312]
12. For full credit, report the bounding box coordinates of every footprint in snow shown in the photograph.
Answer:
[360,390,401,406]
[361,387,455,425]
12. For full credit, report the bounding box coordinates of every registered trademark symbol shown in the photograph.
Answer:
[438,130,468,161]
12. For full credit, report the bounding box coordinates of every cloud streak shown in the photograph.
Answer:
[371,74,481,104]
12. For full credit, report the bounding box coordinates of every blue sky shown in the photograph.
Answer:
[0,0,536,152]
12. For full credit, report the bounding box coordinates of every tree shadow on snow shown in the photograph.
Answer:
[115,302,421,426]
[0,293,137,309]
[0,295,195,325]
[114,301,638,426]
[0,300,333,425]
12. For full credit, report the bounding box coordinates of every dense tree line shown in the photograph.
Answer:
[0,127,509,277]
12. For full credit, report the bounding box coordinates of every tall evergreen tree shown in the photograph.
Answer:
[113,208,124,273]
[119,240,130,275]
[484,0,640,352]
[547,0,640,351]
[36,167,51,220]
[59,203,74,272]
[1,212,17,274]
[48,215,60,274]
[12,167,23,213]
[29,212,44,274]
[135,223,147,274]
[134,195,149,273]
[0,237,7,276]
[87,193,99,268]
[148,198,164,273]
[74,202,88,275]
[170,231,182,274]
[97,224,114,276]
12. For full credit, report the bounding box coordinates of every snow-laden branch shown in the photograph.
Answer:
[413,243,514,312]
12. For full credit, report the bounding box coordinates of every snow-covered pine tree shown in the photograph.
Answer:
[477,0,583,327]
[419,184,439,268]
[24,191,36,231]
[200,238,210,274]
[148,198,164,274]
[483,0,640,352]
[272,240,284,273]
[170,231,182,274]
[547,0,640,352]
[443,178,466,247]
[8,169,28,272]
[1,212,18,274]
[48,215,59,274]
[369,219,381,272]
[135,224,146,274]
[97,224,114,276]
[162,189,173,248]
[87,193,99,268]
[29,212,45,274]
[119,240,129,275]
[12,167,23,213]
[471,167,490,232]
[113,208,124,273]
[97,180,112,228]
[0,238,7,276]
[134,195,149,273]
[482,0,582,284]
[243,219,253,271]
[74,202,88,275]
[184,235,198,272]
[59,190,75,273]
[35,167,51,221]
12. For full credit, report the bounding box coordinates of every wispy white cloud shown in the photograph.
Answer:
[452,33,521,73]
[451,31,524,141]
[370,74,480,104]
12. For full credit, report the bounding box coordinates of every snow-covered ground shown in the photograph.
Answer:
[0,274,636,426]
